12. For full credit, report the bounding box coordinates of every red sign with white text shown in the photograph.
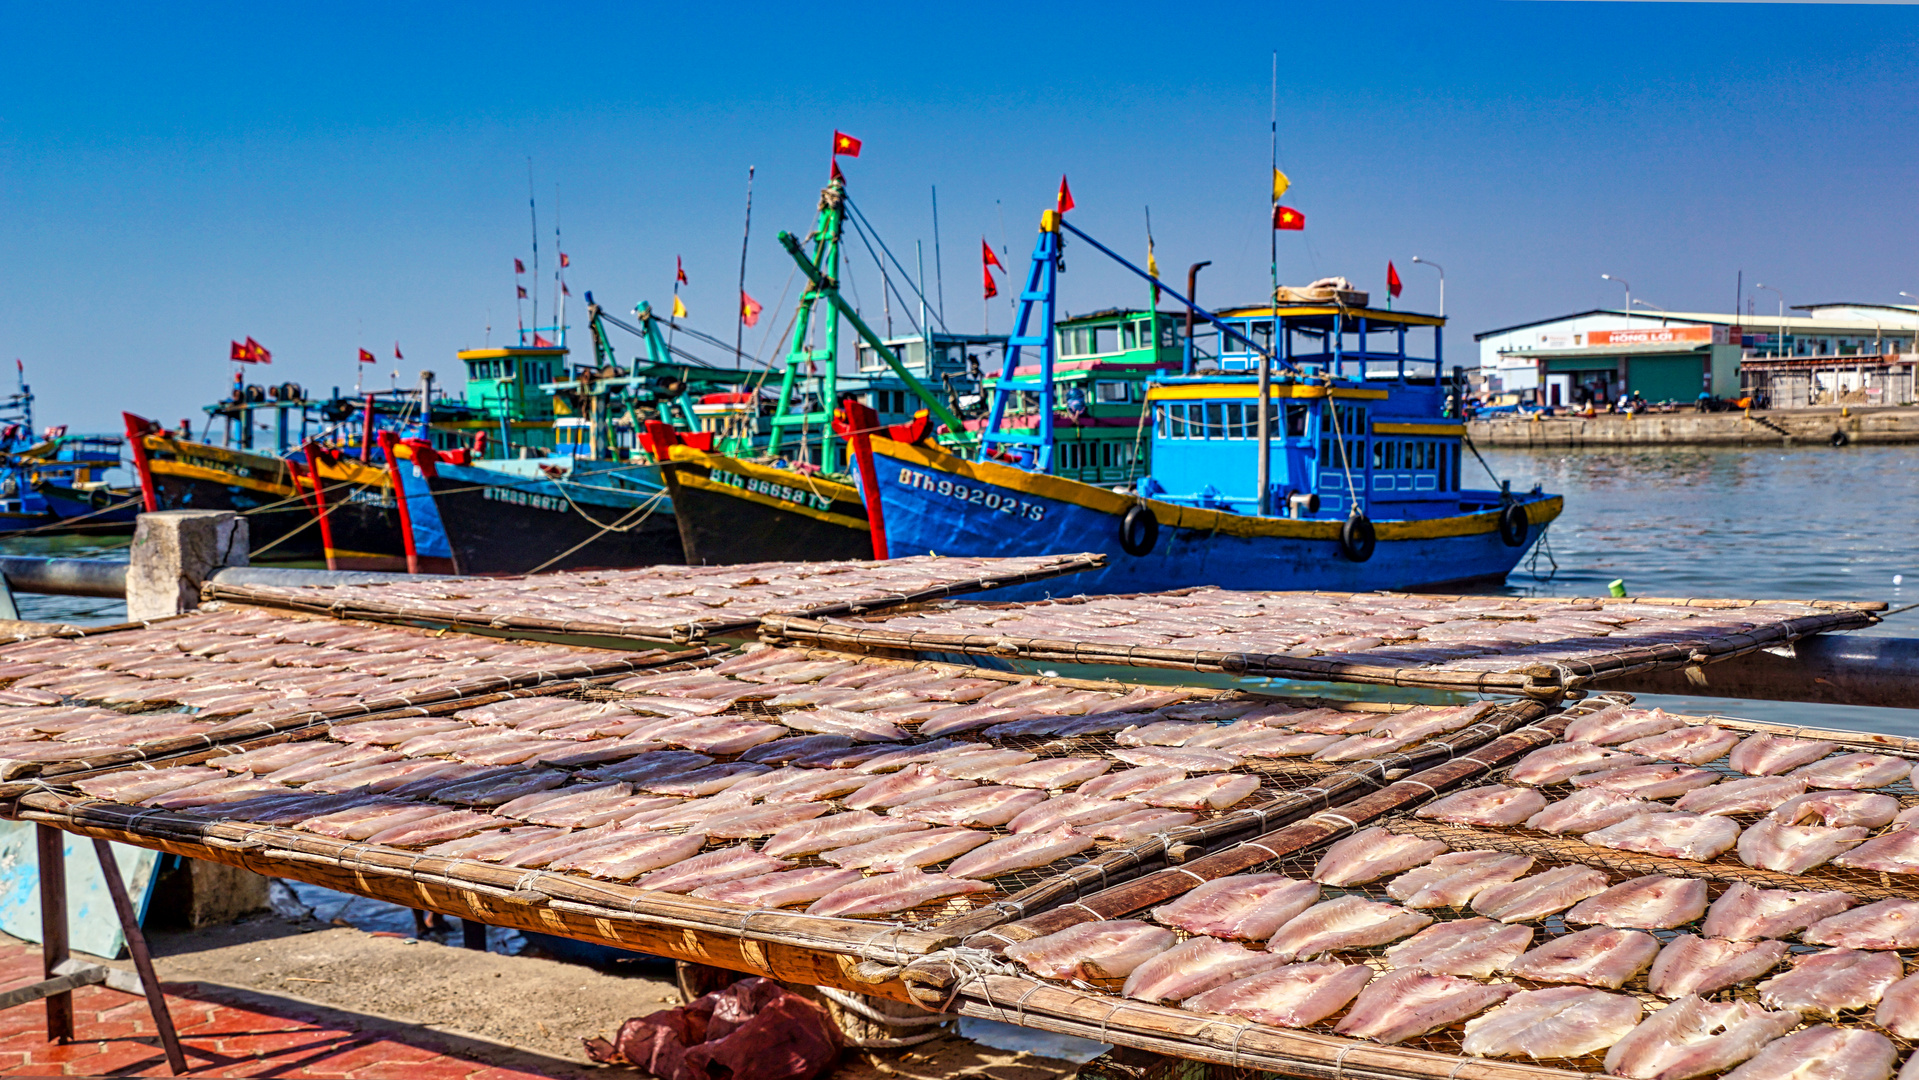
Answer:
[1587,325,1720,346]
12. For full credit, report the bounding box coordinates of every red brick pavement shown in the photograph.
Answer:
[0,939,592,1078]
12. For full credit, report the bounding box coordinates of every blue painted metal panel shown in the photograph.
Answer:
[0,823,158,960]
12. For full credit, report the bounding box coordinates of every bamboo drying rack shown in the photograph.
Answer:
[201,553,1108,644]
[761,591,1882,695]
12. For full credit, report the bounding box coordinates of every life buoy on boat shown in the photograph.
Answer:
[1119,504,1159,557]
[1830,430,1849,447]
[1498,502,1530,547]
[1339,514,1376,562]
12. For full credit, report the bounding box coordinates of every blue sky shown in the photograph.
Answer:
[1,1,1915,432]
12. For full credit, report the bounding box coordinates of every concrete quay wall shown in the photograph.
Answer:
[1467,406,1919,448]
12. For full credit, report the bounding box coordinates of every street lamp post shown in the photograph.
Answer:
[1755,284,1784,358]
[1410,256,1445,317]
[1601,274,1631,325]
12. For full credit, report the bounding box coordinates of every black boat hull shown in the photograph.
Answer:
[423,466,685,574]
[659,447,873,565]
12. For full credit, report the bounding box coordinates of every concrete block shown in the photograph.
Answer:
[183,860,270,927]
[125,511,248,621]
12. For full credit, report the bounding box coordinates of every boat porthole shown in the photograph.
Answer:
[1830,430,1849,447]
[1498,503,1530,547]
[1339,514,1376,563]
[1119,504,1159,557]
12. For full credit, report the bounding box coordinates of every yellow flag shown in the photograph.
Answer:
[672,295,687,319]
[1147,243,1160,280]
[1273,168,1291,200]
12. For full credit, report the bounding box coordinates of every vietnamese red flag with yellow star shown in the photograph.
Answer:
[245,337,271,364]
[676,256,687,285]
[515,258,525,274]
[741,291,763,328]
[358,348,375,363]
[832,130,862,157]
[1387,261,1402,298]
[1273,205,1304,231]
[1057,176,1075,214]
[559,253,570,268]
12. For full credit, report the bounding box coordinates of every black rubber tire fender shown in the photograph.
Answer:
[1831,430,1850,447]
[1119,503,1159,557]
[1339,514,1377,563]
[1498,502,1530,547]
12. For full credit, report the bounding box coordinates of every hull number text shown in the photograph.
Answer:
[712,468,833,512]
[898,468,1046,521]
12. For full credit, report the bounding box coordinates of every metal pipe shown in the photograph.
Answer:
[208,566,462,588]
[0,557,128,598]
[1184,262,1211,376]
[1591,634,1919,710]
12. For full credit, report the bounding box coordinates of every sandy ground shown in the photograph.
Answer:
[39,900,1088,1080]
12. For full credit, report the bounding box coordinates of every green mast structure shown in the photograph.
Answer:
[766,172,848,474]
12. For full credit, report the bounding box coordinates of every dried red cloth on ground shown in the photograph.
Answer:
[585,976,842,1080]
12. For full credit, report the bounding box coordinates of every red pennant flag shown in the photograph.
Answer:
[358,348,376,364]
[1273,205,1304,231]
[533,334,555,347]
[1387,261,1403,298]
[830,159,844,182]
[245,337,272,364]
[982,238,1005,272]
[517,285,528,298]
[515,258,525,274]
[394,342,404,360]
[230,340,248,362]
[741,291,764,328]
[982,263,999,300]
[832,130,862,157]
[1056,176,1075,214]
[562,281,571,296]
[675,256,688,285]
[559,252,570,268]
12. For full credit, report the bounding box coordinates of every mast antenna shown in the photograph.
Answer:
[736,165,755,369]
[528,159,539,347]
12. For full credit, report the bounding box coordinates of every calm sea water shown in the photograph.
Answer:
[1481,443,1919,736]
[9,443,1916,735]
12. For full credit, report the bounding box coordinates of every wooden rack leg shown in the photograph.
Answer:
[92,840,187,1075]
[35,825,72,1044]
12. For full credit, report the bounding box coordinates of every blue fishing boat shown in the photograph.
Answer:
[820,207,1563,597]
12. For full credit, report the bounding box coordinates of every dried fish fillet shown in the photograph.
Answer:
[1088,809,1200,842]
[1803,899,1919,949]
[1386,851,1534,909]
[1506,926,1660,989]
[1564,875,1707,930]
[1151,875,1320,941]
[1603,996,1799,1080]
[552,832,710,881]
[1129,773,1261,811]
[1265,896,1433,961]
[1183,962,1373,1029]
[1334,969,1513,1045]
[1078,767,1186,800]
[1414,785,1547,827]
[1526,789,1666,835]
[1721,1026,1895,1080]
[1873,973,1919,1038]
[945,826,1094,879]
[1565,706,1686,746]
[1757,948,1903,1016]
[1621,725,1740,766]
[1311,828,1448,886]
[843,766,976,810]
[804,869,991,917]
[1110,746,1240,772]
[1584,812,1740,862]
[1737,818,1869,873]
[1470,865,1613,922]
[1005,920,1176,981]
[1771,791,1899,830]
[1007,794,1138,834]
[1509,742,1650,785]
[1831,829,1919,875]
[887,785,1046,828]
[1122,937,1285,1004]
[976,757,1111,790]
[1647,935,1789,998]
[1461,986,1643,1060]
[1788,752,1912,790]
[1728,734,1838,777]
[1673,776,1806,817]
[689,866,866,908]
[1383,918,1533,977]
[818,826,990,870]
[635,845,789,893]
[762,811,929,857]
[1573,764,1721,801]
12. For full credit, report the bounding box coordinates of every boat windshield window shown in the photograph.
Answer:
[1095,381,1130,403]
[1170,404,1188,438]
[1204,402,1223,439]
[1287,403,1309,437]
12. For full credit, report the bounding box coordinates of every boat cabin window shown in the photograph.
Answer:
[1154,400,1311,440]
[1094,381,1130,403]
